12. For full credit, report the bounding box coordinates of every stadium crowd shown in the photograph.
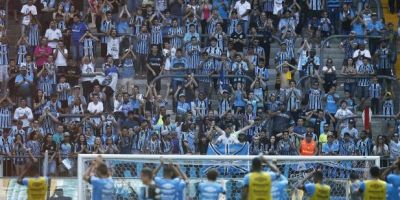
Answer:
[0,0,398,180]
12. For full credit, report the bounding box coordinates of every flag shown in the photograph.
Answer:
[204,142,250,176]
[362,107,371,130]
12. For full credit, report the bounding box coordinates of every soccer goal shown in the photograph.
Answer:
[77,154,380,200]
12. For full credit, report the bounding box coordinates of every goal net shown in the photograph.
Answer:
[77,155,380,200]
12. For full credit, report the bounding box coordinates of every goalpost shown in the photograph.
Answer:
[77,154,380,200]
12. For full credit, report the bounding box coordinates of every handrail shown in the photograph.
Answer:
[89,32,281,42]
[320,35,383,64]
[296,74,397,87]
[149,74,254,86]
[340,115,397,121]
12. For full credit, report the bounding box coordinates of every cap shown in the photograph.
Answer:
[349,119,354,123]
[20,65,27,70]
[179,93,186,97]
[385,92,392,96]
[327,132,333,137]
[350,31,356,35]
[280,42,286,46]
[20,63,27,67]
[74,85,81,89]
[222,90,229,94]
[324,123,329,127]
[64,132,70,137]
[371,12,377,16]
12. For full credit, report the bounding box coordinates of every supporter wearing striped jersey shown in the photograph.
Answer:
[198,169,225,200]
[307,81,323,111]
[149,17,163,46]
[242,156,281,200]
[207,9,222,35]
[212,23,226,51]
[79,31,99,60]
[369,75,382,114]
[168,19,184,49]
[228,10,241,35]
[153,157,188,200]
[185,36,201,72]
[56,75,70,110]
[204,37,222,64]
[382,92,394,116]
[299,170,331,200]
[16,36,28,65]
[0,92,13,129]
[100,12,115,57]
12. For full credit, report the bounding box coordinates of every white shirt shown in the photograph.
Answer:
[81,63,95,82]
[334,108,353,119]
[45,28,63,48]
[54,48,68,67]
[162,48,176,71]
[20,4,37,25]
[234,1,251,21]
[87,102,104,114]
[107,37,122,59]
[389,140,400,159]
[352,49,371,68]
[216,133,239,144]
[13,107,33,128]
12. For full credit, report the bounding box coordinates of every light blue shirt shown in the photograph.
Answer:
[322,142,339,155]
[154,177,186,200]
[15,74,33,84]
[367,20,384,36]
[387,174,400,199]
[89,176,115,200]
[271,176,289,200]
[198,181,224,200]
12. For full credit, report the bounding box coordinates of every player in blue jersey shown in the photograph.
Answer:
[198,169,225,200]
[242,156,281,199]
[298,169,331,200]
[357,165,395,200]
[83,155,115,200]
[140,167,160,200]
[271,174,289,200]
[382,157,400,199]
[153,157,188,200]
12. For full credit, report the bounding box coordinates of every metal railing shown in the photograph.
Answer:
[296,74,397,88]
[0,151,49,177]
[320,35,383,64]
[150,74,254,86]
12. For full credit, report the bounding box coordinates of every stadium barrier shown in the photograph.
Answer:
[0,151,57,177]
[77,154,380,200]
